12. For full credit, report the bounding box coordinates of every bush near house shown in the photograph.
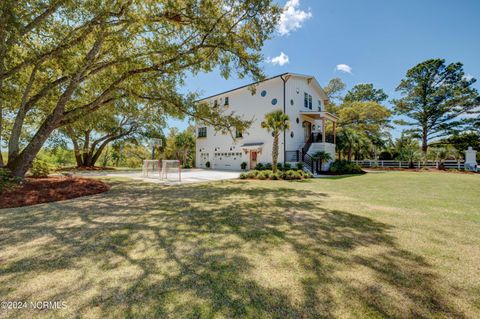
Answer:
[240,169,312,180]
[254,162,300,172]
[329,160,365,175]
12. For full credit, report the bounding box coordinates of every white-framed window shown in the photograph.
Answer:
[304,93,312,109]
[198,127,207,138]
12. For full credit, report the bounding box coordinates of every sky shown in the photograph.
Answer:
[169,0,480,137]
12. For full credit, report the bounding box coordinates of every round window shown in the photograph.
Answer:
[271,98,278,105]
[290,131,294,138]
[261,90,267,97]
[290,99,294,106]
[296,118,299,124]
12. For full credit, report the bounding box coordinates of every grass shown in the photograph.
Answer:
[0,171,479,318]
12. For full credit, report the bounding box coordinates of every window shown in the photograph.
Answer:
[198,127,207,138]
[213,100,218,107]
[261,90,267,97]
[271,98,278,105]
[290,99,294,106]
[235,129,243,138]
[304,93,312,109]
[318,100,322,111]
[224,96,229,105]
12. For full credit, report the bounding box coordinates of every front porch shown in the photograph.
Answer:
[286,111,338,175]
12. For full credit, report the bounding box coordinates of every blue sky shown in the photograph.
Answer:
[170,0,480,137]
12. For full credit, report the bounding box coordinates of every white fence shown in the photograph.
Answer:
[353,160,465,170]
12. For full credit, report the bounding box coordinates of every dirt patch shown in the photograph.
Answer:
[0,176,110,209]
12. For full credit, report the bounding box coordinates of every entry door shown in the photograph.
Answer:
[304,122,312,142]
[250,151,258,169]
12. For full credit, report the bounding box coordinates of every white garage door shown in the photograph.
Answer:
[214,152,242,170]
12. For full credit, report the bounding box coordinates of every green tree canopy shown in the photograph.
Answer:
[0,0,281,176]
[344,83,388,103]
[393,59,480,153]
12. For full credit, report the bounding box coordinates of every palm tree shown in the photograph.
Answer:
[261,110,290,173]
[337,128,361,161]
[312,151,332,172]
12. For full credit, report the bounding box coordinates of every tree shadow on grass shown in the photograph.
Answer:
[0,180,468,318]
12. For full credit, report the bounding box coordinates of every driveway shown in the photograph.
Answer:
[72,168,241,185]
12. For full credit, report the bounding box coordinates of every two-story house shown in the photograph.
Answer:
[195,73,338,173]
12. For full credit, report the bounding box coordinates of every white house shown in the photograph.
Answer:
[195,73,338,173]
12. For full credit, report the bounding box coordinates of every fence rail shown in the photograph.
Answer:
[353,160,465,169]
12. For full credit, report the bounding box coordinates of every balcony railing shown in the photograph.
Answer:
[307,132,335,144]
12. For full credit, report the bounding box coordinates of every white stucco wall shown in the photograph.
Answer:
[195,74,331,170]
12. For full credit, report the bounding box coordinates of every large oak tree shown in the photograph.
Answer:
[393,59,480,153]
[0,0,280,176]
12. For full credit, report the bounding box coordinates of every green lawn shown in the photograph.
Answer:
[0,171,479,318]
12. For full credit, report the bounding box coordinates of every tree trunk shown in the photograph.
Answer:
[0,80,3,168]
[272,132,279,173]
[422,127,428,153]
[347,148,352,161]
[6,116,58,177]
[8,66,37,163]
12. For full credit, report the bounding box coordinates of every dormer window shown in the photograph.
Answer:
[224,97,229,106]
[213,100,218,107]
[235,129,243,138]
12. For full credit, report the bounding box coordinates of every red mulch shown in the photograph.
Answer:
[0,176,110,209]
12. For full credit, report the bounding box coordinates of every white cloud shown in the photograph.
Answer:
[277,0,312,36]
[335,64,353,74]
[268,52,289,66]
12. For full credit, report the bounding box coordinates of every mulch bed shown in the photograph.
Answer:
[0,176,110,209]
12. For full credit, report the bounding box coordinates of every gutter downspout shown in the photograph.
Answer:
[280,75,287,165]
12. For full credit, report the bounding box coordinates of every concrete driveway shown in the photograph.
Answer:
[73,169,241,185]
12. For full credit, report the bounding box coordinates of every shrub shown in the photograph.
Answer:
[264,163,272,170]
[296,162,304,171]
[183,163,192,169]
[283,163,291,171]
[255,163,265,171]
[329,160,364,175]
[0,168,23,193]
[29,160,51,178]
[241,162,247,170]
[276,163,283,171]
[205,161,211,168]
[239,172,247,179]
[261,170,272,179]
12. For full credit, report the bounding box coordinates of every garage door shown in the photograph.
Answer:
[214,152,242,170]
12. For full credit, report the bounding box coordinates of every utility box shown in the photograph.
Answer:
[464,147,478,171]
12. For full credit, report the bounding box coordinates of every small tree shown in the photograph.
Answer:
[312,151,332,172]
[261,110,290,173]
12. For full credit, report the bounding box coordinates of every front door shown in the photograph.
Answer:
[303,121,312,142]
[250,151,258,169]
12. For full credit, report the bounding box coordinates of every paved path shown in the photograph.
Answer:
[72,169,241,185]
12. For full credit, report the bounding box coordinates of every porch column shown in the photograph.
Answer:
[322,118,326,143]
[333,121,336,144]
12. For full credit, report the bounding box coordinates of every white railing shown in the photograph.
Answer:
[353,159,465,170]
